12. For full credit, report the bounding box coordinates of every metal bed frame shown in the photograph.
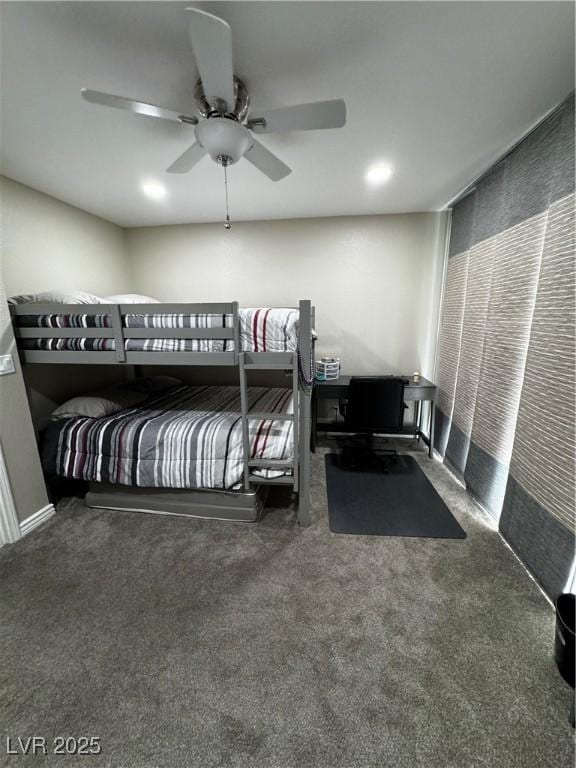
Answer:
[10,299,314,526]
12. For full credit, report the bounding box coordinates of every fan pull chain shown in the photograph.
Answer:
[223,162,231,230]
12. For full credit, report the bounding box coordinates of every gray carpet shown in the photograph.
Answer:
[1,442,574,768]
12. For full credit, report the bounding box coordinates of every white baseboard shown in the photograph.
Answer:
[19,504,56,537]
[0,443,21,544]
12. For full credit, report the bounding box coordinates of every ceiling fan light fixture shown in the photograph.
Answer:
[195,118,253,165]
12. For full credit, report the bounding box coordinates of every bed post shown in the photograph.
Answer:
[298,299,313,527]
[238,351,252,491]
[109,304,126,363]
[231,301,240,364]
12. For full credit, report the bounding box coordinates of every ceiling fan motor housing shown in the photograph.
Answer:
[194,76,250,121]
[195,117,253,165]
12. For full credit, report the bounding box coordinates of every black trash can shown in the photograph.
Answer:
[555,593,575,688]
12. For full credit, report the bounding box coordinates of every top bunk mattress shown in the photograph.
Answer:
[14,307,299,353]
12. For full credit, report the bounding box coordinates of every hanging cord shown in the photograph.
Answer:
[298,336,316,390]
[223,161,231,230]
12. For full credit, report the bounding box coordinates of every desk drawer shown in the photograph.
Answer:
[314,385,349,398]
[404,386,436,402]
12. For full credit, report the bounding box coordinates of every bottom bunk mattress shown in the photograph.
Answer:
[42,384,294,491]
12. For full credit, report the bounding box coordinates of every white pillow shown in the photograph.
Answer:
[50,388,148,421]
[104,294,160,304]
[8,289,107,305]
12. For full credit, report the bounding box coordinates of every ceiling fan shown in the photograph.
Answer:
[81,7,347,183]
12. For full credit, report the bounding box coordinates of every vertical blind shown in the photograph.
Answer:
[434,93,575,599]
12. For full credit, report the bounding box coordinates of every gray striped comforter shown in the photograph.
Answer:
[17,308,299,353]
[51,385,293,490]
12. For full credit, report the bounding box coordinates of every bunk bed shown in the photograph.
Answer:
[9,300,315,526]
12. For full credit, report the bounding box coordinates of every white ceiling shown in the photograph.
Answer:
[1,1,574,227]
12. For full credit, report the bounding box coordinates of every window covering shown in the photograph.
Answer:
[434,93,575,599]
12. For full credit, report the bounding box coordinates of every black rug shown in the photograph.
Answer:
[325,453,466,539]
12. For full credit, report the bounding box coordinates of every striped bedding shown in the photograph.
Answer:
[44,384,293,490]
[16,308,299,353]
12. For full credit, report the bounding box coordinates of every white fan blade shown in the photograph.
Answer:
[249,99,346,133]
[81,89,196,124]
[244,138,291,181]
[186,8,235,111]
[166,142,207,173]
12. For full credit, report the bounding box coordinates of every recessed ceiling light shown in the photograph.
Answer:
[365,163,394,188]
[141,179,168,201]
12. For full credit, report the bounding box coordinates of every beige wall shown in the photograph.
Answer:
[126,212,449,378]
[1,177,130,297]
[0,178,132,522]
[0,281,49,523]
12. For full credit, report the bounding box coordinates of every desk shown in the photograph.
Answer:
[311,375,437,458]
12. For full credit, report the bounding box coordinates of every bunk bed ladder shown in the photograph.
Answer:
[237,299,312,529]
[238,351,299,492]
